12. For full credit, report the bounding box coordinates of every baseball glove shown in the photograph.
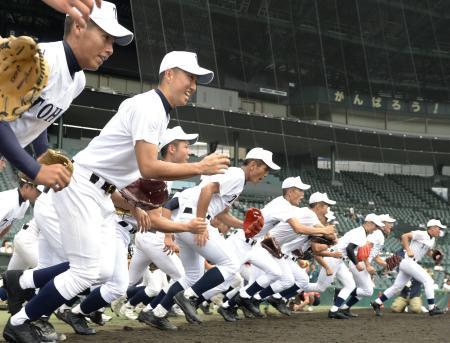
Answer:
[120,178,168,211]
[243,207,264,239]
[356,243,371,262]
[385,255,402,271]
[0,36,49,121]
[291,248,314,261]
[432,249,443,264]
[18,149,73,183]
[260,236,282,259]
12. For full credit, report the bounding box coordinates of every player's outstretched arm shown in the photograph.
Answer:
[135,141,229,180]
[42,0,101,28]
[215,208,243,228]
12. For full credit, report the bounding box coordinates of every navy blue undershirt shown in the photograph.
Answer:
[0,41,80,179]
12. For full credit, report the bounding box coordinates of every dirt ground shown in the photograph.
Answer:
[57,309,449,343]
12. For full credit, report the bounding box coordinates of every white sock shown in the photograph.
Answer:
[10,307,29,326]
[272,293,282,300]
[330,305,339,312]
[428,304,435,310]
[340,304,349,310]
[239,289,251,298]
[375,298,383,305]
[184,288,197,299]
[222,301,230,309]
[153,304,168,318]
[19,270,35,290]
[142,304,152,313]
[71,304,87,315]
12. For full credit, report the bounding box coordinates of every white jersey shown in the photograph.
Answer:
[253,196,296,240]
[334,226,368,259]
[0,189,30,234]
[271,207,320,254]
[405,230,435,262]
[9,41,85,147]
[74,90,170,189]
[181,167,245,218]
[367,229,385,262]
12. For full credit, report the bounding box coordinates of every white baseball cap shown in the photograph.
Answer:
[89,1,134,46]
[244,148,280,170]
[379,214,396,223]
[365,213,385,227]
[426,219,447,229]
[158,126,199,150]
[309,192,336,205]
[282,176,311,190]
[159,51,214,84]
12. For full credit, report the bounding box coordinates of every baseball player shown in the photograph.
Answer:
[137,148,279,330]
[41,0,102,29]
[371,219,446,317]
[0,0,133,192]
[233,190,336,317]
[118,126,199,317]
[306,213,382,319]
[3,51,228,343]
[338,214,396,317]
[0,181,42,240]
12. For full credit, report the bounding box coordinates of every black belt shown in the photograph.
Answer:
[22,224,29,230]
[183,207,211,220]
[282,253,298,262]
[118,220,137,234]
[89,173,116,194]
[245,238,257,246]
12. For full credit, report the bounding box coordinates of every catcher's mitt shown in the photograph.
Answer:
[120,178,168,211]
[356,243,372,262]
[243,207,264,239]
[385,255,402,271]
[0,36,49,121]
[291,248,314,261]
[260,236,282,259]
[18,149,73,184]
[432,249,443,264]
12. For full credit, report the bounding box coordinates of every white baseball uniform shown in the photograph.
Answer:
[383,230,437,301]
[51,89,169,300]
[0,188,30,237]
[7,220,39,270]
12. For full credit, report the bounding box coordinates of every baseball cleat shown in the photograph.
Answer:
[55,310,96,335]
[235,295,264,318]
[119,303,138,320]
[3,318,42,343]
[137,310,177,331]
[198,301,212,315]
[2,270,35,315]
[267,296,291,316]
[33,317,59,341]
[87,311,105,326]
[173,291,202,324]
[231,307,241,320]
[370,301,382,317]
[217,306,237,322]
[339,308,358,318]
[328,310,349,319]
[429,306,444,316]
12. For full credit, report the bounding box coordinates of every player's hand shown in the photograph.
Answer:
[330,251,342,259]
[366,264,376,274]
[42,0,102,29]
[198,153,230,175]
[195,229,209,247]
[131,207,151,232]
[163,235,179,255]
[186,217,208,234]
[325,267,334,276]
[407,249,414,258]
[356,261,365,271]
[322,225,335,235]
[34,164,71,192]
